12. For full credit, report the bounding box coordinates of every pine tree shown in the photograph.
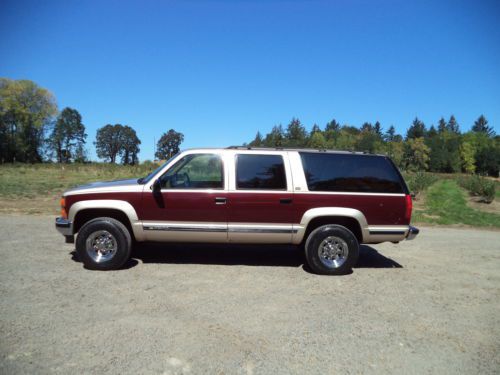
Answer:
[447,115,460,133]
[472,115,495,137]
[406,117,426,139]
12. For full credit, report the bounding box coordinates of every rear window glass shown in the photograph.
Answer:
[236,154,287,190]
[299,152,404,193]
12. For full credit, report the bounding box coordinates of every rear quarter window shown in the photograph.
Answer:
[299,152,405,193]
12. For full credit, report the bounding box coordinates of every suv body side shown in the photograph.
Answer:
[59,148,414,245]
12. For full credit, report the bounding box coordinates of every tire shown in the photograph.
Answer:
[76,217,132,270]
[304,224,359,275]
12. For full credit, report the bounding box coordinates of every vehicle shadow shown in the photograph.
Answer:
[70,243,402,271]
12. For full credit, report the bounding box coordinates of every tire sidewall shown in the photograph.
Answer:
[76,218,131,270]
[305,225,359,275]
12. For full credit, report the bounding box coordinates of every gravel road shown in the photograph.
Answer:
[1,214,499,374]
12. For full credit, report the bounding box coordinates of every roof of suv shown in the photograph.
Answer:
[181,146,385,157]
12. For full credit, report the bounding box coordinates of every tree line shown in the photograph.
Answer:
[0,78,184,164]
[246,116,499,176]
[1,78,498,176]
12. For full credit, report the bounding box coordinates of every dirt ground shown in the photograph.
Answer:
[0,215,499,374]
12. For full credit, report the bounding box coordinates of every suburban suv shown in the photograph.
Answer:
[55,147,419,275]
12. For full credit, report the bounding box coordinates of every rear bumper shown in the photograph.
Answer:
[406,225,419,240]
[55,217,73,236]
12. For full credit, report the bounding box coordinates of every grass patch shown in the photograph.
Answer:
[0,163,159,214]
[413,179,500,228]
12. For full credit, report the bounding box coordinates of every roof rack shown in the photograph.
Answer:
[225,146,374,155]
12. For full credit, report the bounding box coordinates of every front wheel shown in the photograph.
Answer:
[76,217,132,270]
[305,224,359,275]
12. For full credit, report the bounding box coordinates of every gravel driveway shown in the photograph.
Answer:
[1,215,499,374]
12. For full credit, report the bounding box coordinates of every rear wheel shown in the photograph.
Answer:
[305,224,359,275]
[76,217,132,270]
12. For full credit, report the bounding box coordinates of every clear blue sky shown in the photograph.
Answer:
[1,0,499,161]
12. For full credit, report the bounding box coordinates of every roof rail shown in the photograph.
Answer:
[225,146,374,155]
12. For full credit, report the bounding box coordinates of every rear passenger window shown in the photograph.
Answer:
[236,154,287,190]
[299,153,404,193]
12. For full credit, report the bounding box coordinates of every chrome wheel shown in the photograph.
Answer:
[85,230,117,263]
[318,236,348,269]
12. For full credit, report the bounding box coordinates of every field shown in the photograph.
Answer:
[0,163,159,215]
[0,164,499,227]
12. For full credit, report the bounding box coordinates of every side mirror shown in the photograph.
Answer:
[152,179,161,193]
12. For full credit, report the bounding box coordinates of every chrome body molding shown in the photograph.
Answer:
[68,199,145,241]
[366,225,410,243]
[142,222,298,243]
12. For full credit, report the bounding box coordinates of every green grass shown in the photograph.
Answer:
[413,179,500,228]
[0,163,158,198]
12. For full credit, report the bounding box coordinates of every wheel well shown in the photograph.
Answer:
[304,216,363,243]
[73,208,134,239]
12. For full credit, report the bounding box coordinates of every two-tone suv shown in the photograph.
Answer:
[56,147,419,275]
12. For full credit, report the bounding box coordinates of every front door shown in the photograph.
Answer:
[141,152,228,242]
[227,152,295,243]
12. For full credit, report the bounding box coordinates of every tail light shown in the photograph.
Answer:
[60,197,68,219]
[404,194,413,223]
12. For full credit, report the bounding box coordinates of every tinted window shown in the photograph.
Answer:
[236,154,287,190]
[161,153,223,189]
[300,152,404,193]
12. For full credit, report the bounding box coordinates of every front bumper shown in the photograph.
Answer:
[55,217,73,236]
[406,225,419,240]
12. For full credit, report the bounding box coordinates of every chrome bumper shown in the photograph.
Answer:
[55,217,73,236]
[406,225,419,240]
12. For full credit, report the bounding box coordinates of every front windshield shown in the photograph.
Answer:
[138,155,178,184]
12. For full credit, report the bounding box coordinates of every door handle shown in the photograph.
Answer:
[215,197,227,205]
[280,198,293,204]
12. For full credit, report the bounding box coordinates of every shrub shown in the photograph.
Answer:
[458,175,496,203]
[404,171,438,197]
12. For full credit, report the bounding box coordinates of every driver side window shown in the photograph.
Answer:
[160,153,224,189]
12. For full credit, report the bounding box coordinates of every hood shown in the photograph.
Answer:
[65,178,142,195]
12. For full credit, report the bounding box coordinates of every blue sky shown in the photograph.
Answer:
[1,0,499,161]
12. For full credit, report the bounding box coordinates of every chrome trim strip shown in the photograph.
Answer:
[369,230,406,235]
[228,228,297,234]
[143,225,226,232]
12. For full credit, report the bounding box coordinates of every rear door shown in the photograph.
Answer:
[226,151,295,243]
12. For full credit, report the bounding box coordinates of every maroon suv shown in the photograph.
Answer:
[56,147,418,275]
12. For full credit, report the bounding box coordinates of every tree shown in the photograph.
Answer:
[406,117,426,139]
[49,107,86,163]
[249,131,263,147]
[264,125,284,147]
[311,124,321,134]
[404,138,430,171]
[360,122,373,133]
[386,141,404,168]
[155,129,184,160]
[307,131,327,148]
[121,126,141,165]
[95,124,125,163]
[475,144,500,176]
[459,141,475,174]
[447,115,460,134]
[0,78,57,162]
[373,121,383,137]
[325,119,340,132]
[472,115,495,137]
[285,118,307,146]
[437,117,447,133]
